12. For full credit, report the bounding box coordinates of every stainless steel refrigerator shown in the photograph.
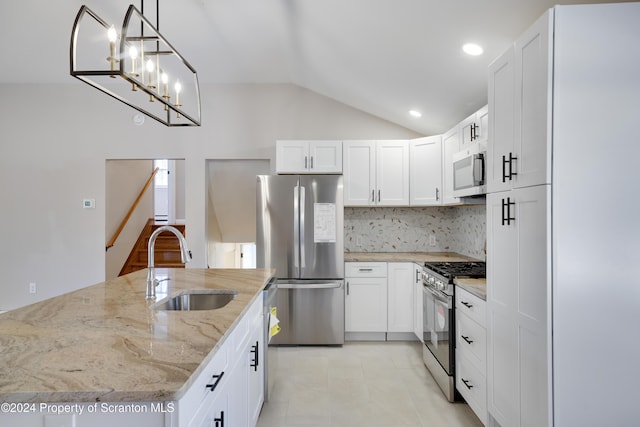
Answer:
[256,175,344,345]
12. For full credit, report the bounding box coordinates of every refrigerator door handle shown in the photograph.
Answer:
[299,185,306,271]
[278,282,343,290]
[293,183,300,277]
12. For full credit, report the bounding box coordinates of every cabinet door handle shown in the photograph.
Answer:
[378,189,381,202]
[461,378,474,389]
[304,156,308,169]
[310,156,314,169]
[502,155,508,183]
[461,301,473,309]
[371,189,375,203]
[501,197,516,226]
[346,281,350,295]
[214,410,225,427]
[415,270,419,283]
[462,335,474,345]
[250,341,259,371]
[436,187,440,201]
[508,153,518,180]
[358,268,373,272]
[205,371,225,392]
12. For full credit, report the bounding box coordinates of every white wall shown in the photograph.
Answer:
[0,82,420,310]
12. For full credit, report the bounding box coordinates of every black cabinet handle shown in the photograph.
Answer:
[214,410,225,427]
[461,378,474,389]
[502,155,508,183]
[462,335,474,344]
[501,197,516,226]
[250,341,259,372]
[502,152,518,182]
[304,156,308,169]
[461,301,473,309]
[508,153,518,180]
[205,371,224,392]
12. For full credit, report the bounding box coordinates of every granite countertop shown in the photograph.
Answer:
[0,268,274,403]
[344,251,482,264]
[454,278,487,301]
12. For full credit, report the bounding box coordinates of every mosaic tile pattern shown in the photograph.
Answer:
[344,206,486,260]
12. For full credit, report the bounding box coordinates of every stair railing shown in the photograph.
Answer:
[106,166,160,251]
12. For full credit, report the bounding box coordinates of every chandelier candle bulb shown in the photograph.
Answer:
[146,59,156,102]
[107,25,118,75]
[175,81,182,118]
[161,73,170,110]
[129,45,139,91]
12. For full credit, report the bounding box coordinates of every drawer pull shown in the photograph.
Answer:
[358,268,373,272]
[250,341,259,372]
[462,335,474,345]
[461,301,473,309]
[206,371,224,392]
[461,378,474,389]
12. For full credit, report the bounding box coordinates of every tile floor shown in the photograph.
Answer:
[257,341,484,427]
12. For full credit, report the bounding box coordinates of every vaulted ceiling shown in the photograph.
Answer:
[0,0,628,135]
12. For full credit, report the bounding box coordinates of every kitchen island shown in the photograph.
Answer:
[0,268,274,426]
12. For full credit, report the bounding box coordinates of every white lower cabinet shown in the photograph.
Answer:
[413,263,423,343]
[455,286,487,425]
[248,304,265,426]
[345,262,388,334]
[387,262,415,333]
[345,262,418,340]
[180,295,264,427]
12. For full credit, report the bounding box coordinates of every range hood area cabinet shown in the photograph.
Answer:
[486,4,640,427]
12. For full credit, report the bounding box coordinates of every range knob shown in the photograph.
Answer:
[435,280,444,290]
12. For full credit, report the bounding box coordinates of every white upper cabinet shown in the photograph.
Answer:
[409,136,442,206]
[376,140,410,206]
[343,140,409,206]
[276,140,342,174]
[487,47,516,193]
[343,141,376,206]
[441,127,461,205]
[487,11,552,192]
[460,105,489,148]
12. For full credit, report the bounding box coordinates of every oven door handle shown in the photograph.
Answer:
[423,285,452,308]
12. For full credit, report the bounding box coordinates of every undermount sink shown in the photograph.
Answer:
[152,290,238,311]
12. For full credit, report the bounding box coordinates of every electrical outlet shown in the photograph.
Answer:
[429,235,437,247]
[29,282,37,294]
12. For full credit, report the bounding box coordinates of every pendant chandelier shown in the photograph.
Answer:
[70,1,201,126]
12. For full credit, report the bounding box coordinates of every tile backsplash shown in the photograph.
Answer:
[344,205,486,260]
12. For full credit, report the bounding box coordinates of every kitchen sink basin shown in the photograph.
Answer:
[152,290,238,311]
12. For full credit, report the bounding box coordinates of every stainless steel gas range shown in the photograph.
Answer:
[421,261,486,402]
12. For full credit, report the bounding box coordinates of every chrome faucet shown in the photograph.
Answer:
[146,225,192,300]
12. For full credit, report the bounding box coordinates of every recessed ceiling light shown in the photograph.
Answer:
[462,43,483,56]
[409,110,422,118]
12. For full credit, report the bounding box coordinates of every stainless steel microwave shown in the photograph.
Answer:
[452,143,486,197]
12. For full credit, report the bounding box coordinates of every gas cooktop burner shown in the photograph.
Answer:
[423,261,486,280]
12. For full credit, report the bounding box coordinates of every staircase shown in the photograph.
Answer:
[119,219,187,276]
